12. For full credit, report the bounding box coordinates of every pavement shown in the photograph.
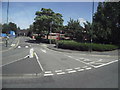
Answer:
[1,36,119,88]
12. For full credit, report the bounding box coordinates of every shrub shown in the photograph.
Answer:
[58,40,118,51]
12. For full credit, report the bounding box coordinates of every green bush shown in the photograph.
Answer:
[58,40,118,51]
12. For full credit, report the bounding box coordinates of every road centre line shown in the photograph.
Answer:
[74,67,81,69]
[0,55,29,67]
[34,52,44,71]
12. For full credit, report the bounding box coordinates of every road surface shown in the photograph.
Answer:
[1,36,119,88]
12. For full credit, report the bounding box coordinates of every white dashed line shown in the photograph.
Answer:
[65,69,73,71]
[85,67,92,70]
[44,71,52,74]
[74,67,81,69]
[44,73,54,76]
[77,69,84,71]
[57,72,65,75]
[55,70,62,72]
[68,70,76,73]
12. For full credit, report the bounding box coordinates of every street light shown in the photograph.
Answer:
[90,0,94,52]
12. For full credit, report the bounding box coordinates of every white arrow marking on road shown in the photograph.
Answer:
[41,49,46,53]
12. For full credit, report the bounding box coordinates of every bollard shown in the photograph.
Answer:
[29,48,34,58]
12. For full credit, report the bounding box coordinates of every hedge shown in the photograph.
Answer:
[58,40,118,51]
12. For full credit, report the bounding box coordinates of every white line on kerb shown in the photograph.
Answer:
[34,52,44,71]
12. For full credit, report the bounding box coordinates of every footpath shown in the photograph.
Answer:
[47,44,119,56]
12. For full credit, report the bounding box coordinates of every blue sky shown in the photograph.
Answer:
[2,2,98,29]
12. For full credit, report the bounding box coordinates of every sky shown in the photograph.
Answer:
[2,2,98,29]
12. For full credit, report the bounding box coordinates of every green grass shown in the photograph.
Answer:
[58,40,118,51]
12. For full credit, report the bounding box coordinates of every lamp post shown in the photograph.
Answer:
[90,0,94,52]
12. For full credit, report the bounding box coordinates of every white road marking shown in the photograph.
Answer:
[85,67,92,70]
[18,46,21,48]
[98,59,103,61]
[25,46,29,48]
[68,70,76,73]
[11,44,15,47]
[55,70,62,72]
[82,66,88,68]
[57,72,65,75]
[34,52,44,71]
[84,59,91,61]
[44,73,54,76]
[74,67,81,69]
[77,69,84,71]
[44,71,52,74]
[94,60,118,68]
[41,49,46,53]
[0,55,29,67]
[65,69,73,71]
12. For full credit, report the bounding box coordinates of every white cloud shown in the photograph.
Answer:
[78,18,87,28]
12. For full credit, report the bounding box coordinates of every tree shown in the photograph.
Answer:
[34,8,64,39]
[65,18,84,41]
[93,2,120,44]
[2,22,18,34]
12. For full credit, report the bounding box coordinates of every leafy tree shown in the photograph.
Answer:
[65,18,84,41]
[93,2,120,44]
[2,22,18,34]
[34,8,64,39]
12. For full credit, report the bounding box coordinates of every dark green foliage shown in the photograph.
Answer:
[58,40,118,51]
[2,22,18,34]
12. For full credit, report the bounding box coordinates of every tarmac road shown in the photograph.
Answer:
[1,36,119,88]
